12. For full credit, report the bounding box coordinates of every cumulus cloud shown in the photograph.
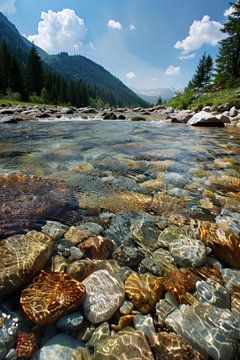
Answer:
[126,72,136,79]
[129,24,136,31]
[174,15,226,52]
[27,9,87,55]
[179,51,196,60]
[0,0,16,14]
[108,20,122,30]
[224,6,235,17]
[165,65,180,76]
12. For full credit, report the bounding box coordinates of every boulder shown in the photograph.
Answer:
[187,111,224,127]
[0,231,54,296]
[229,106,238,117]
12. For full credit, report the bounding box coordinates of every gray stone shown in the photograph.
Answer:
[0,116,17,124]
[221,268,240,292]
[56,311,84,331]
[70,246,84,260]
[42,221,68,240]
[61,107,74,114]
[229,106,238,117]
[169,237,207,267]
[187,111,224,127]
[33,334,83,360]
[82,270,125,324]
[4,349,17,360]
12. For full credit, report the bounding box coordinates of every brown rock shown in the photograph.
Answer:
[79,236,114,260]
[196,264,223,283]
[16,331,39,358]
[150,332,204,360]
[209,175,240,192]
[198,221,240,268]
[0,173,74,239]
[163,269,199,303]
[150,192,187,214]
[231,286,240,314]
[64,226,91,245]
[20,271,85,325]
[67,259,120,282]
[125,273,164,313]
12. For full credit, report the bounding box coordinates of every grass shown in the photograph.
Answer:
[166,85,240,111]
[0,97,53,107]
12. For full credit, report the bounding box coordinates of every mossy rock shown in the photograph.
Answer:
[131,116,146,121]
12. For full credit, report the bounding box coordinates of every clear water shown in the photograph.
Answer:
[0,119,240,229]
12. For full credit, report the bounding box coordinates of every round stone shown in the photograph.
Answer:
[169,237,207,267]
[82,269,125,324]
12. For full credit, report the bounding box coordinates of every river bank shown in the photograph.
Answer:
[0,102,240,128]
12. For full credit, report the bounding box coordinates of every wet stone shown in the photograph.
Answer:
[94,327,154,360]
[86,322,110,350]
[131,218,162,251]
[69,246,84,260]
[112,245,145,268]
[119,300,134,315]
[150,332,204,360]
[82,270,125,324]
[163,269,199,303]
[64,226,92,245]
[0,306,19,360]
[56,311,84,332]
[20,271,86,325]
[79,236,114,260]
[169,237,207,268]
[138,257,164,277]
[0,231,54,296]
[196,279,230,308]
[125,272,164,314]
[221,268,240,292]
[32,334,83,360]
[16,331,39,358]
[41,221,69,240]
[133,314,155,342]
[50,255,68,272]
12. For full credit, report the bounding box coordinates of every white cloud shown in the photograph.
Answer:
[165,65,180,76]
[179,51,196,60]
[174,15,226,52]
[126,72,136,79]
[108,20,122,30]
[27,9,87,55]
[129,24,136,31]
[0,0,16,14]
[224,6,235,17]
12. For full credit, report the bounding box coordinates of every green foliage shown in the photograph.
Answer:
[5,89,22,101]
[215,1,240,86]
[26,45,43,95]
[167,88,195,109]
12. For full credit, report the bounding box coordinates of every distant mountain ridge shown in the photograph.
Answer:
[133,87,175,104]
[0,12,146,106]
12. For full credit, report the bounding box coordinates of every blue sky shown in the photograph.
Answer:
[0,0,233,90]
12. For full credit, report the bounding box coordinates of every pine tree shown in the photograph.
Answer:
[189,53,213,88]
[9,55,25,96]
[215,1,240,86]
[0,41,11,94]
[26,45,43,95]
[156,96,162,105]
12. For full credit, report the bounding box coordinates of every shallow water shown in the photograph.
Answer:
[0,119,240,227]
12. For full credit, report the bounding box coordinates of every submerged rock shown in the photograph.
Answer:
[169,237,207,268]
[0,173,75,239]
[125,272,164,313]
[94,327,154,359]
[82,270,125,324]
[20,271,86,325]
[79,236,114,260]
[0,306,19,360]
[165,302,240,360]
[32,334,82,360]
[0,231,54,296]
[16,331,39,358]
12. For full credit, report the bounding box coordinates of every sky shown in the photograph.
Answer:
[0,0,234,91]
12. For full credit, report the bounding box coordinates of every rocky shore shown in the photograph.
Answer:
[0,102,240,127]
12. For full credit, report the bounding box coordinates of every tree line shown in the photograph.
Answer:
[0,42,119,107]
[187,1,240,90]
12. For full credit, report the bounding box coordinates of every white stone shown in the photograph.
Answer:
[187,111,224,127]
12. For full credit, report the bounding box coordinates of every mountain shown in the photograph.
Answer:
[133,87,176,104]
[0,12,146,106]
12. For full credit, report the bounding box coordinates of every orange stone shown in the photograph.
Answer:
[163,269,199,303]
[79,236,114,260]
[125,273,164,314]
[198,221,240,268]
[20,271,85,325]
[16,332,39,358]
